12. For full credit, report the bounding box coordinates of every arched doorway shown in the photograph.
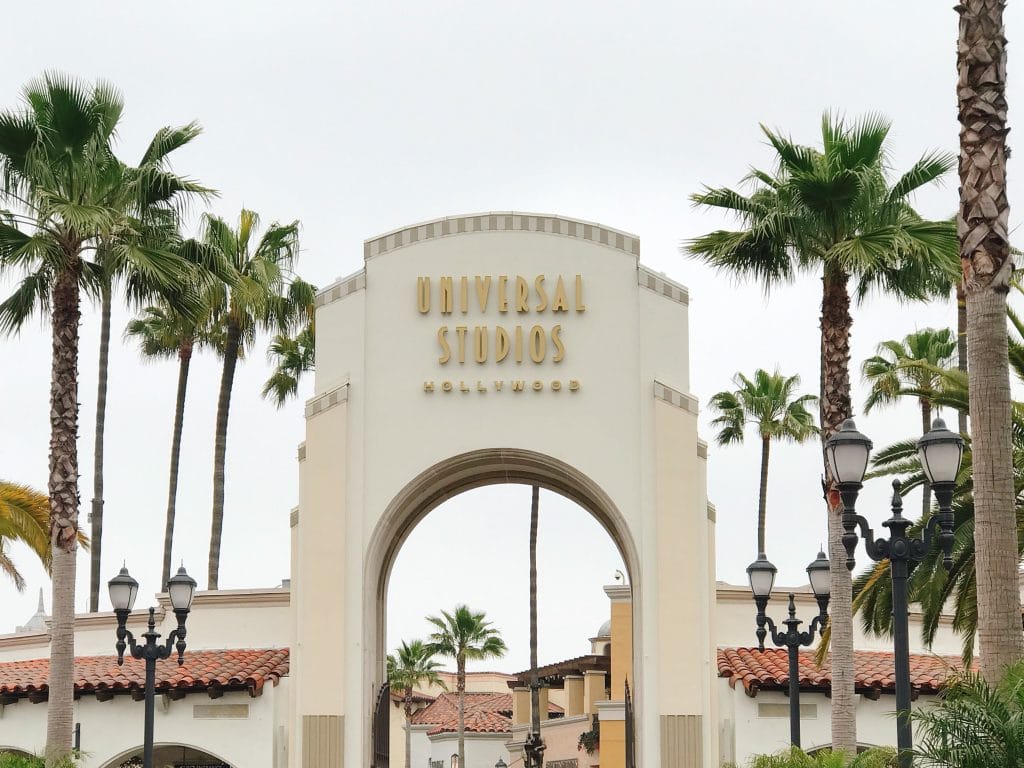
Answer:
[100,743,234,768]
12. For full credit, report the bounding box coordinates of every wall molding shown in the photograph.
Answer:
[305,384,349,419]
[639,265,689,305]
[653,381,699,414]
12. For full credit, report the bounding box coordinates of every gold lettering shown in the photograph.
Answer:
[455,326,468,363]
[551,324,565,362]
[534,275,548,311]
[529,325,546,363]
[575,275,586,312]
[476,380,487,392]
[511,380,526,392]
[475,276,492,312]
[437,327,451,364]
[424,381,435,392]
[552,276,569,312]
[498,276,509,312]
[493,380,504,392]
[417,277,431,313]
[474,326,487,363]
[516,276,530,312]
[514,325,524,363]
[569,379,581,391]
[532,380,543,391]
[440,277,454,314]
[551,380,562,391]
[460,276,469,314]
[459,380,470,392]
[495,326,510,362]
[442,381,453,392]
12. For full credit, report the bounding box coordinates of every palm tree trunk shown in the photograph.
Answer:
[757,437,770,555]
[457,655,466,768]
[921,399,933,519]
[162,338,193,588]
[88,282,112,612]
[209,321,241,590]
[529,485,541,767]
[404,698,413,768]
[45,261,82,761]
[957,281,969,436]
[820,265,857,754]
[957,0,1024,682]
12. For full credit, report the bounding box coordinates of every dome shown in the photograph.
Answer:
[596,619,611,638]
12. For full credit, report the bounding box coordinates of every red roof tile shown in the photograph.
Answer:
[410,692,562,735]
[717,647,969,696]
[0,649,289,701]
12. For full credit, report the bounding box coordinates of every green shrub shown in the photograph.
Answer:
[0,753,76,768]
[745,746,897,768]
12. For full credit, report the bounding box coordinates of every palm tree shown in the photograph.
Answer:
[387,639,446,768]
[125,295,214,588]
[687,113,958,752]
[262,322,315,407]
[956,0,1023,681]
[525,485,543,768]
[0,73,199,760]
[709,369,818,554]
[425,605,508,768]
[196,209,315,589]
[0,482,56,589]
[86,122,211,612]
[912,661,1024,767]
[863,328,958,516]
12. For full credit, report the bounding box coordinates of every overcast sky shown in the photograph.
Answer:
[1,1,1022,671]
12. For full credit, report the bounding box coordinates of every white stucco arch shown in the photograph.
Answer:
[290,212,714,768]
[97,742,236,768]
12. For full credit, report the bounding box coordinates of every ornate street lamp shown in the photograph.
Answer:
[746,551,830,748]
[495,759,508,768]
[109,564,197,768]
[828,418,963,768]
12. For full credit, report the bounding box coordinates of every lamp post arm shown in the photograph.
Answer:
[765,616,789,649]
[802,614,827,645]
[844,511,888,564]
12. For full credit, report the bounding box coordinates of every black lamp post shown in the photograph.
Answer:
[747,551,831,748]
[108,564,197,768]
[826,418,963,768]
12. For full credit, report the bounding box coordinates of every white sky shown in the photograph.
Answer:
[1,0,1022,671]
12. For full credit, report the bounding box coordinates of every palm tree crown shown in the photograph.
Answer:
[709,369,817,554]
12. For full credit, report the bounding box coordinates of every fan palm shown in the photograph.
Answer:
[0,482,54,589]
[195,209,315,588]
[0,73,202,759]
[863,328,958,516]
[687,112,958,751]
[387,639,446,768]
[425,605,508,768]
[709,369,818,554]
[912,661,1024,767]
[85,121,211,612]
[262,322,315,407]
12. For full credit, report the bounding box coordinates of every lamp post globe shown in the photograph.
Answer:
[495,759,508,768]
[108,566,139,612]
[825,418,873,486]
[806,551,830,600]
[746,553,777,599]
[917,417,965,485]
[166,565,197,612]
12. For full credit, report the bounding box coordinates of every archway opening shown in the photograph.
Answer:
[369,449,639,768]
[101,744,234,768]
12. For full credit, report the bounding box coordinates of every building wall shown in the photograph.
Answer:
[428,731,510,768]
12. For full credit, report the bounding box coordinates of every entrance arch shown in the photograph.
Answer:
[290,213,715,768]
[99,743,235,768]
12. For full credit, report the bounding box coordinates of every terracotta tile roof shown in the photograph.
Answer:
[0,649,289,701]
[410,692,563,736]
[717,647,969,697]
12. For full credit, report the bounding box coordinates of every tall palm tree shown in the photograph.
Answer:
[262,322,315,407]
[956,0,1024,680]
[687,113,959,752]
[387,639,446,768]
[425,605,508,768]
[0,73,198,760]
[525,485,544,768]
[86,122,211,612]
[863,328,958,516]
[196,209,315,588]
[709,369,818,554]
[125,295,214,588]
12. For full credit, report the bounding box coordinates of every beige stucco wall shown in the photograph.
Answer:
[292,212,707,767]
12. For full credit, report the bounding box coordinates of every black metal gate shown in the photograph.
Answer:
[624,680,636,768]
[372,682,390,768]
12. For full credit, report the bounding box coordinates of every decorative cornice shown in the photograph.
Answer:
[305,384,349,419]
[697,439,708,459]
[603,584,632,603]
[290,508,300,529]
[297,442,306,462]
[638,265,689,305]
[595,700,625,721]
[157,588,290,610]
[362,212,640,261]
[653,381,699,414]
[0,609,156,651]
[707,502,717,523]
[315,269,366,309]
